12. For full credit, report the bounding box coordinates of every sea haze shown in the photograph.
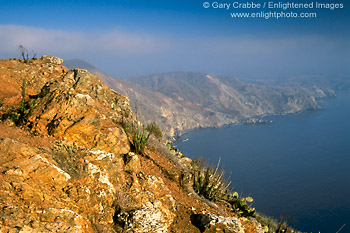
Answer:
[174,90,350,232]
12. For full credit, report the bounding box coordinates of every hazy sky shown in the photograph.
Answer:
[0,0,349,79]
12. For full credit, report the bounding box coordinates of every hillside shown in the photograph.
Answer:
[64,59,338,137]
[0,57,273,232]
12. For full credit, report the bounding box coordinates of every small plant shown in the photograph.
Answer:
[122,121,132,135]
[132,128,148,154]
[192,158,232,202]
[130,121,163,155]
[166,141,184,158]
[6,80,38,125]
[226,192,256,217]
[120,113,132,135]
[275,215,293,233]
[145,121,163,140]
[256,214,298,233]
[18,45,37,62]
[53,141,79,154]
[191,157,256,217]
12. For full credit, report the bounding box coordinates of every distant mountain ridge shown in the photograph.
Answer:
[63,59,342,137]
[63,58,98,70]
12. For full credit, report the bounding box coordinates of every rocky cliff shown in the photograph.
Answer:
[123,72,328,137]
[0,57,266,232]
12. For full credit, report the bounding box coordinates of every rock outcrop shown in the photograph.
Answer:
[0,57,265,232]
[25,67,132,155]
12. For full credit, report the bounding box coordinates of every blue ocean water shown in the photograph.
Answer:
[174,90,350,232]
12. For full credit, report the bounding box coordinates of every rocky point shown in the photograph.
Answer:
[0,56,265,232]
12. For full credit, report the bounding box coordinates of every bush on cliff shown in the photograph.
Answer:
[191,157,256,217]
[2,80,38,125]
[122,119,163,155]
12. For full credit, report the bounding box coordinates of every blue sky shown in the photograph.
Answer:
[0,0,349,79]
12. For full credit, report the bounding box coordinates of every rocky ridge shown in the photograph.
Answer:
[0,57,265,232]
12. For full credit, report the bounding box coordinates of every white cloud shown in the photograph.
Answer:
[0,25,168,57]
[0,24,347,77]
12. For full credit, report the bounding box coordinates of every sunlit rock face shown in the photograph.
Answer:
[0,57,265,232]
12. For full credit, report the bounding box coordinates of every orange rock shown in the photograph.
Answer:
[0,57,266,233]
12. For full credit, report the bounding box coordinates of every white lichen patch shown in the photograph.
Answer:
[75,93,92,100]
[86,163,115,193]
[89,150,115,161]
[96,189,107,198]
[86,163,100,175]
[203,213,245,233]
[124,208,169,233]
[79,186,91,195]
[75,93,94,105]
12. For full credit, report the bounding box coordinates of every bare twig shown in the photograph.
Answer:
[336,224,346,233]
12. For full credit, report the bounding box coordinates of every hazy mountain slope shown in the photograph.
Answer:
[63,59,337,137]
[125,72,331,132]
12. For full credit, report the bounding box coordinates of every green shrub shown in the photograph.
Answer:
[127,121,163,155]
[192,158,231,202]
[166,141,184,158]
[256,214,298,233]
[6,98,37,125]
[132,128,148,154]
[121,120,132,135]
[145,121,163,140]
[226,192,256,217]
[3,80,38,125]
[191,157,256,217]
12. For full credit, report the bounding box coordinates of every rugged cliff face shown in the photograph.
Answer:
[63,59,338,138]
[0,57,265,232]
[122,72,336,137]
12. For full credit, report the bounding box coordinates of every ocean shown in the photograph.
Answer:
[174,90,350,232]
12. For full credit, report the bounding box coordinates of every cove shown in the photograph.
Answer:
[174,90,350,232]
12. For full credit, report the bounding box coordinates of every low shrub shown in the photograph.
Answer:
[192,158,231,202]
[226,192,256,217]
[255,214,299,233]
[145,121,163,140]
[3,80,38,125]
[132,128,148,154]
[121,118,164,155]
[191,157,256,217]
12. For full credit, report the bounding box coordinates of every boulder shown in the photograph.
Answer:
[41,55,63,65]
